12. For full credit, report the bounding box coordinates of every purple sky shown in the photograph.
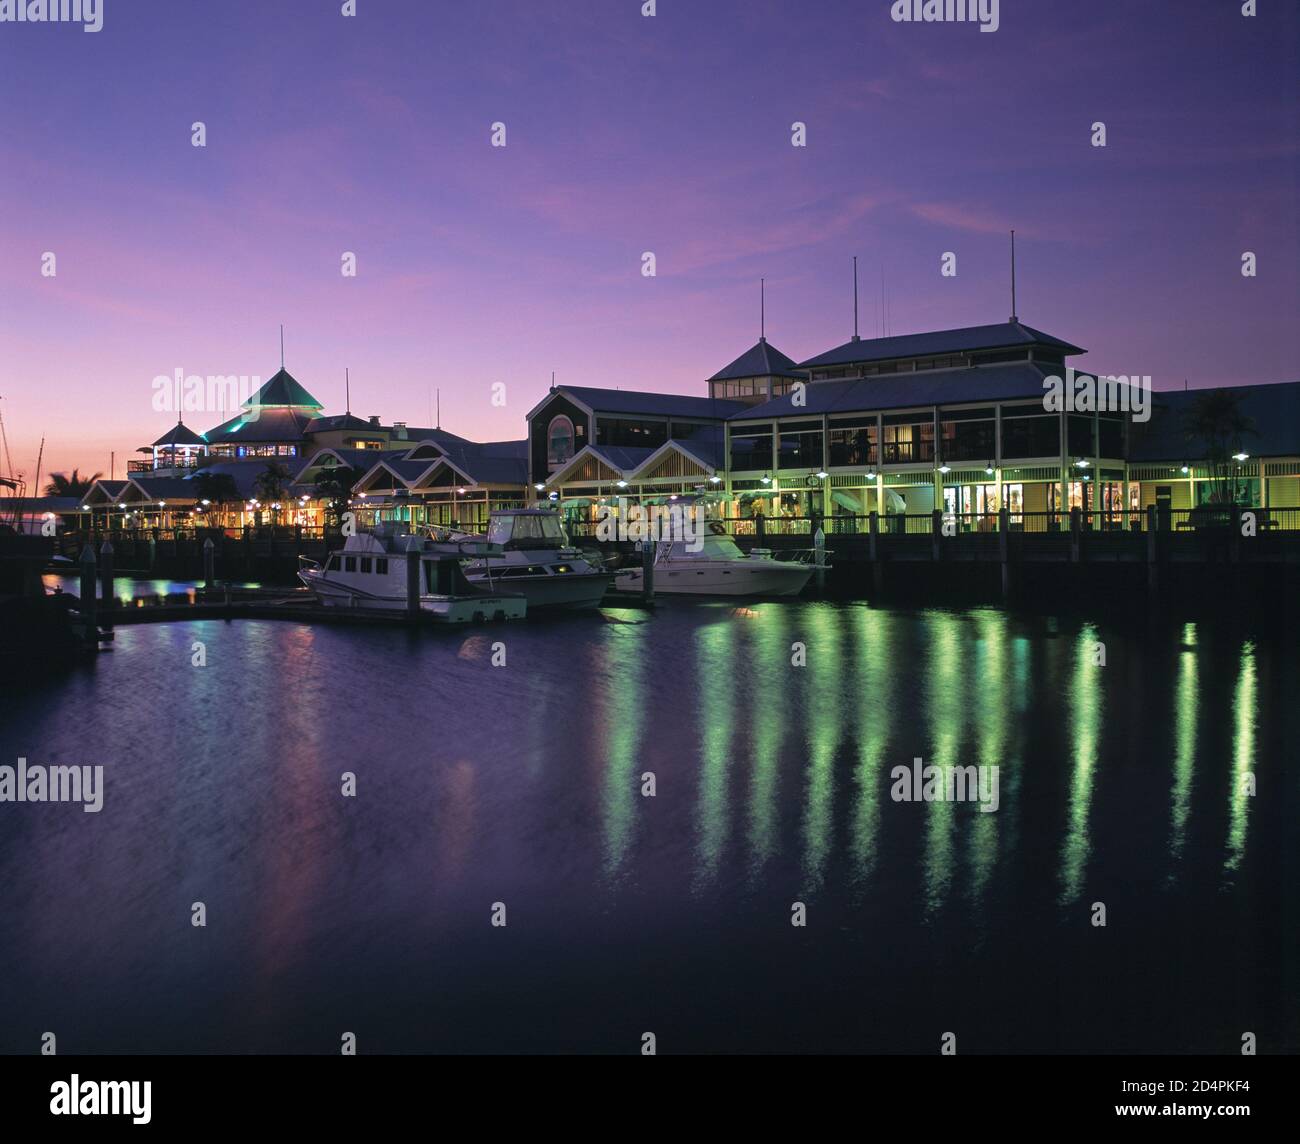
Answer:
[1,0,1296,482]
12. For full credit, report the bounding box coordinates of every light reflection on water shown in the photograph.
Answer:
[0,592,1290,1053]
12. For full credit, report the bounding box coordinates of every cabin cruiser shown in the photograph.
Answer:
[449,509,612,611]
[298,524,525,622]
[617,526,817,597]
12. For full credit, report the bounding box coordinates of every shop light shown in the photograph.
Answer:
[534,483,545,491]
[815,471,828,480]
[616,480,628,488]
[1232,452,1249,462]
[1074,458,1090,469]
[709,476,722,484]
[985,462,995,475]
[938,465,951,475]
[1179,465,1190,475]
[760,475,772,485]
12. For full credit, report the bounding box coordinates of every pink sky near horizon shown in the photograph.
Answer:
[0,0,1295,485]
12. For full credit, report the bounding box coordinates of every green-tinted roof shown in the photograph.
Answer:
[243,368,323,410]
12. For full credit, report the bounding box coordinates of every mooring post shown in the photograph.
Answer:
[931,508,942,562]
[813,527,826,593]
[1069,507,1081,563]
[999,506,1011,599]
[203,537,215,589]
[79,543,98,641]
[1146,504,1158,594]
[641,539,655,603]
[406,536,422,620]
[99,540,115,627]
[868,510,882,594]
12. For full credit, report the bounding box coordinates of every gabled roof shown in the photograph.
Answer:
[626,438,721,479]
[543,444,659,485]
[731,362,1059,420]
[708,337,804,381]
[124,476,199,503]
[147,421,207,448]
[432,439,528,486]
[530,385,750,421]
[355,458,433,491]
[1128,381,1300,462]
[798,322,1084,370]
[243,368,323,409]
[292,447,386,486]
[204,407,319,444]
[84,479,131,504]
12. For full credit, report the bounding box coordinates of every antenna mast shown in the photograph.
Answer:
[852,257,860,341]
[1010,230,1018,323]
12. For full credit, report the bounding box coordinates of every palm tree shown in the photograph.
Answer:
[1182,389,1256,506]
[44,469,102,499]
[253,462,292,523]
[191,471,240,525]
[313,466,359,530]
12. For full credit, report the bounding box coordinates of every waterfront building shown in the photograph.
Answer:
[91,321,1300,538]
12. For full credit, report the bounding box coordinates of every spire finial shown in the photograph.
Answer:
[280,324,285,369]
[345,368,351,415]
[760,277,765,341]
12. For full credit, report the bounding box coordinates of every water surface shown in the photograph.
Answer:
[1,593,1293,1053]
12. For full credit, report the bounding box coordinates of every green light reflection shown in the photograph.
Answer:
[1224,640,1256,875]
[1058,623,1103,905]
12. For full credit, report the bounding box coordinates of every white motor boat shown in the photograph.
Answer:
[448,509,613,612]
[298,525,526,622]
[616,530,817,597]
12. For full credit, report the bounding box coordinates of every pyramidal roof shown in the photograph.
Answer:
[242,368,323,410]
[708,337,804,382]
[150,420,207,448]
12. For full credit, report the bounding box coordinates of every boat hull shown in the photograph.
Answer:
[464,570,611,611]
[297,570,525,622]
[618,559,813,597]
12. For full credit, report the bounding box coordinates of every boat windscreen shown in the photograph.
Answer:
[488,513,567,548]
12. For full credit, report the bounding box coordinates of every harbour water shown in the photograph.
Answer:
[0,583,1294,1054]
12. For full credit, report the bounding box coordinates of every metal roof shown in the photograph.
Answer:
[242,368,324,409]
[797,321,1084,369]
[204,407,319,444]
[549,385,749,420]
[147,421,207,448]
[708,338,804,382]
[731,362,1058,420]
[1128,381,1300,461]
